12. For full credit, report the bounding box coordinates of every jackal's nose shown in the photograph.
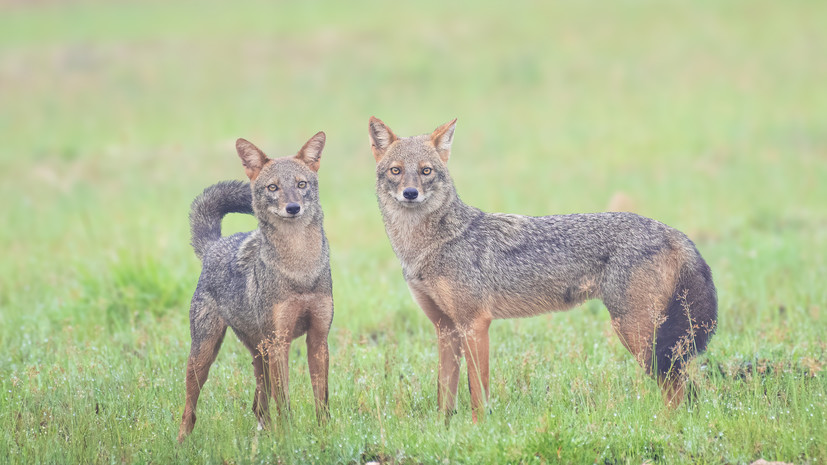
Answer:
[402,188,419,200]
[286,203,301,215]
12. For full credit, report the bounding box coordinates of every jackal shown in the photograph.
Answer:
[178,133,333,442]
[369,117,717,421]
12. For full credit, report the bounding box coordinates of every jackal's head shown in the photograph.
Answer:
[369,117,457,213]
[236,132,325,226]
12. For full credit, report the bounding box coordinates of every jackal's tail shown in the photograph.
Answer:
[655,251,718,377]
[189,180,253,261]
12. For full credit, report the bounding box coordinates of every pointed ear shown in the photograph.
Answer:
[430,118,457,163]
[236,138,269,181]
[295,131,325,172]
[368,116,398,163]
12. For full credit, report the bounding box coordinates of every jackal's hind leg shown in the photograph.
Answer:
[609,313,656,375]
[178,309,227,443]
[659,372,687,408]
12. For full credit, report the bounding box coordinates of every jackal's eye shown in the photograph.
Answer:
[390,167,401,175]
[297,181,307,189]
[267,184,278,192]
[421,167,432,175]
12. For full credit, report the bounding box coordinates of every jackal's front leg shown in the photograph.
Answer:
[251,352,271,430]
[463,317,491,423]
[306,316,330,422]
[436,324,462,417]
[408,285,462,420]
[268,302,304,418]
[266,332,292,417]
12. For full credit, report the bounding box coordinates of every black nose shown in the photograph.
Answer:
[286,203,301,215]
[402,188,419,200]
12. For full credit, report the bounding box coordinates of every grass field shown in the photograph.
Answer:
[1,0,826,463]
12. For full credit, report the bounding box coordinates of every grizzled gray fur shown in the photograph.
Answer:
[369,117,717,422]
[178,133,333,442]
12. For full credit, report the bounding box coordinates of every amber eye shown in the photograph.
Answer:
[390,167,401,175]
[297,181,307,189]
[421,167,432,175]
[267,184,278,192]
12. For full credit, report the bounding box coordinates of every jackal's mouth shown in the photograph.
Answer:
[397,197,425,208]
[270,207,304,219]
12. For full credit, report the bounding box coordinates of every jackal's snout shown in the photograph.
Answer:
[285,202,301,215]
[396,180,425,206]
[273,196,305,219]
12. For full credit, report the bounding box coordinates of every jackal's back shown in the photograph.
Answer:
[412,209,689,316]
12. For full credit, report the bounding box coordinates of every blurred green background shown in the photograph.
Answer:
[1,0,825,463]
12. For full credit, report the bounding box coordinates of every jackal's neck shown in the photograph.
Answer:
[256,214,328,275]
[383,193,478,270]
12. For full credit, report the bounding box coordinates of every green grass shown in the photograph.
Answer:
[1,0,826,463]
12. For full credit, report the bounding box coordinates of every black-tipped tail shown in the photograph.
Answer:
[189,180,253,260]
[655,254,718,376]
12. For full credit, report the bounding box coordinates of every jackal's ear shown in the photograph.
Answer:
[236,138,270,181]
[430,118,457,163]
[295,131,325,172]
[368,116,398,163]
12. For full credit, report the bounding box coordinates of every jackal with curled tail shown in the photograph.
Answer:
[178,132,333,442]
[368,116,717,422]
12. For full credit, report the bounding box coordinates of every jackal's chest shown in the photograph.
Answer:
[387,231,445,280]
[231,291,332,345]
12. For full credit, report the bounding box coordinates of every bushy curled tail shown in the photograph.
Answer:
[189,180,253,260]
[655,252,718,376]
